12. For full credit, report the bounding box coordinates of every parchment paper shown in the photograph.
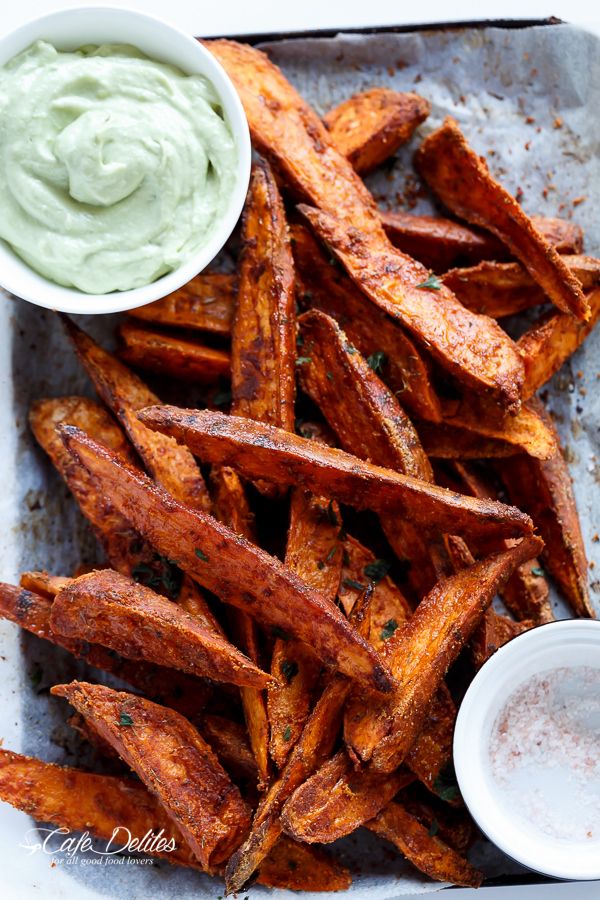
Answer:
[1,21,599,899]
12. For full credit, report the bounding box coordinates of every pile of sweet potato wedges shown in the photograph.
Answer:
[1,38,597,893]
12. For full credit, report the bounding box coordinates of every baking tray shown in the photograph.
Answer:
[1,16,599,900]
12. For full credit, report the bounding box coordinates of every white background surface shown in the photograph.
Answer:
[1,2,599,899]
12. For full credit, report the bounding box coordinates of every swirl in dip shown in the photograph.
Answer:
[0,41,237,294]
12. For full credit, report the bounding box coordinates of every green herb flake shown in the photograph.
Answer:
[157,555,183,599]
[343,578,366,592]
[428,818,439,838]
[326,371,334,381]
[295,356,312,366]
[344,343,358,355]
[326,545,337,562]
[132,562,161,590]
[367,350,387,374]
[195,548,209,562]
[280,659,299,684]
[212,389,232,407]
[433,762,460,803]
[531,566,545,577]
[326,500,339,526]
[364,558,391,584]
[118,712,134,727]
[283,725,292,742]
[416,273,442,291]
[380,618,399,640]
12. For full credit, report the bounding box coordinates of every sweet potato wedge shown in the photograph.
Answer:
[344,536,543,772]
[298,204,525,410]
[323,88,430,174]
[128,272,235,334]
[518,287,600,399]
[19,570,72,599]
[446,461,552,624]
[497,401,593,618]
[29,396,160,579]
[117,320,230,382]
[60,426,393,692]
[138,406,534,542]
[293,222,442,423]
[443,255,600,319]
[280,750,413,843]
[415,117,588,320]
[62,316,211,512]
[206,40,524,409]
[50,569,271,688]
[471,607,532,669]
[0,582,210,716]
[231,158,295,433]
[416,421,518,459]
[209,464,271,789]
[365,801,483,888]
[51,681,251,870]
[0,749,200,869]
[381,209,583,270]
[269,489,342,769]
[259,837,352,891]
[201,714,259,786]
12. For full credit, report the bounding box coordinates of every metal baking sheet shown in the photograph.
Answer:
[1,19,599,899]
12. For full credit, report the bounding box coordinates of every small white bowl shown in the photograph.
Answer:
[0,7,251,315]
[454,619,600,882]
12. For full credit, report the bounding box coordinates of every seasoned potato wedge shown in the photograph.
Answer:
[128,272,235,334]
[259,837,352,891]
[60,426,393,693]
[471,607,532,669]
[416,117,588,320]
[417,421,518,459]
[51,682,251,870]
[201,714,259,786]
[139,406,534,542]
[344,536,543,773]
[118,320,230,382]
[323,88,430,174]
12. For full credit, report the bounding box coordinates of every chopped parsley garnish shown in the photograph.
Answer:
[428,818,439,838]
[367,350,387,374]
[283,725,292,742]
[433,762,460,803]
[343,578,366,592]
[118,712,134,727]
[380,618,399,640]
[132,554,182,599]
[326,545,337,562]
[280,659,299,684]
[364,558,391,584]
[416,273,442,291]
[295,356,312,366]
[195,548,209,562]
[326,371,334,381]
[212,389,232,407]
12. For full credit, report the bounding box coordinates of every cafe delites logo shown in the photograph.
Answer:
[19,825,177,867]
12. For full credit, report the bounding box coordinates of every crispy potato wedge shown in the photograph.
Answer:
[117,320,230,382]
[518,287,600,399]
[0,582,210,716]
[471,607,532,669]
[206,40,524,409]
[62,316,211,512]
[139,407,534,542]
[51,681,251,870]
[400,783,476,854]
[128,272,235,334]
[447,462,553,624]
[299,204,525,410]
[19,570,72,599]
[298,308,443,596]
[50,569,271,688]
[209,464,271,789]
[497,401,593,618]
[443,255,600,318]
[344,536,543,772]
[29,396,159,579]
[439,398,557,461]
[60,426,393,692]
[280,750,413,843]
[416,421,518,459]
[366,801,483,888]
[231,158,295,432]
[323,88,430,174]
[381,209,583,270]
[415,117,588,320]
[0,749,200,868]
[259,837,352,891]
[269,490,342,769]
[201,714,259,786]
[293,222,442,423]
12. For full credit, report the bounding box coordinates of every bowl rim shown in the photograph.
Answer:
[454,618,600,882]
[0,5,251,314]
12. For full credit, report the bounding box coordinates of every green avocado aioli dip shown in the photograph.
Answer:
[0,41,237,294]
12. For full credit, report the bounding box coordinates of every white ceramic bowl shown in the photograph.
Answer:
[454,619,600,882]
[0,7,251,315]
